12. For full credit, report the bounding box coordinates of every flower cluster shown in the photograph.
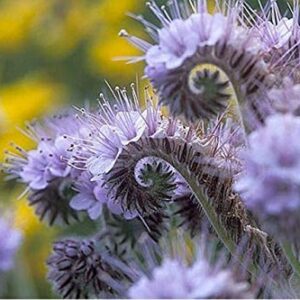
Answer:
[4,106,161,223]
[3,113,84,224]
[4,0,300,299]
[68,87,201,217]
[235,114,300,242]
[47,238,130,298]
[120,0,278,125]
[128,257,253,299]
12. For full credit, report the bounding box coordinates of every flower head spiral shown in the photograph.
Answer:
[120,0,275,124]
[69,86,191,216]
[70,86,167,181]
[47,238,130,299]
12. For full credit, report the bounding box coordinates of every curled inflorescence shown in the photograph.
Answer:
[47,238,131,298]
[4,0,300,299]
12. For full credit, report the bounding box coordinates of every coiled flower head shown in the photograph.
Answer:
[69,85,195,217]
[120,0,275,125]
[235,114,300,242]
[69,86,159,181]
[47,238,129,299]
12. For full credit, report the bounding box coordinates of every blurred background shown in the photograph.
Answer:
[0,0,289,298]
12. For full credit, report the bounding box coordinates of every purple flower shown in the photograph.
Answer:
[70,172,108,220]
[235,114,300,239]
[19,146,53,190]
[0,216,22,272]
[73,86,190,181]
[115,111,146,145]
[3,113,85,225]
[5,113,83,191]
[86,125,123,180]
[186,12,226,47]
[129,256,252,299]
[268,78,300,114]
[19,138,73,190]
[73,90,150,179]
[70,171,138,220]
[146,19,199,70]
[48,136,73,177]
[143,99,163,137]
[252,0,294,52]
[143,5,253,74]
[262,18,293,50]
[120,1,269,122]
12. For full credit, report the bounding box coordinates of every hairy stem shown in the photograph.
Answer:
[110,138,288,280]
[172,160,236,252]
[281,243,300,278]
[194,54,268,135]
[129,138,257,275]
[230,88,250,144]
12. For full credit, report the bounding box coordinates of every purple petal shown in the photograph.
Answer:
[70,194,94,210]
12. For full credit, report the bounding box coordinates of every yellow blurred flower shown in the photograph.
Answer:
[0,77,63,126]
[0,76,65,159]
[35,1,97,57]
[87,0,143,79]
[0,0,49,51]
[14,194,49,236]
[88,31,142,78]
[96,0,142,25]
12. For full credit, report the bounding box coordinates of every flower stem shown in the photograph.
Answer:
[181,169,236,253]
[158,151,257,276]
[281,243,300,278]
[231,90,250,145]
[124,138,261,277]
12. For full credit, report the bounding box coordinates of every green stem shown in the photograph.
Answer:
[231,88,250,145]
[123,138,261,276]
[156,151,257,275]
[281,243,300,278]
[181,169,236,254]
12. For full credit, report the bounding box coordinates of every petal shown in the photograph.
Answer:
[70,194,94,210]
[88,202,103,220]
[107,199,123,215]
[29,175,50,190]
[93,185,108,203]
[87,154,119,178]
